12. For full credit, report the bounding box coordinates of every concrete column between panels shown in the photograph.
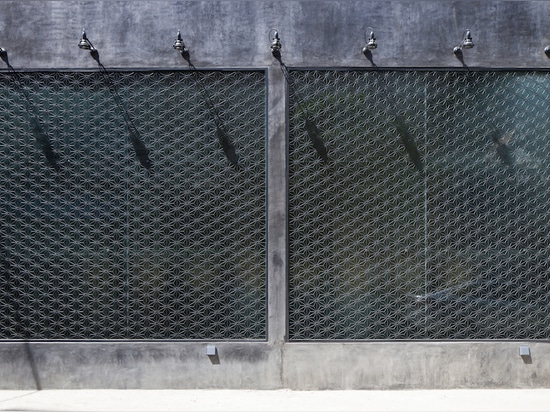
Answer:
[266,60,288,346]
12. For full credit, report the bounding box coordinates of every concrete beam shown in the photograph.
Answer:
[1,341,549,389]
[0,342,282,389]
[1,1,550,70]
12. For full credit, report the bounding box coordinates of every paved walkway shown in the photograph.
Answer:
[1,389,549,411]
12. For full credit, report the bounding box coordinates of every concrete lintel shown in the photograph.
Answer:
[1,1,550,70]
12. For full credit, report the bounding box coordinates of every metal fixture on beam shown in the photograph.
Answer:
[453,29,474,55]
[362,27,377,55]
[269,29,281,57]
[78,29,95,51]
[173,30,188,53]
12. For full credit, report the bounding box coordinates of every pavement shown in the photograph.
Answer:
[0,389,550,412]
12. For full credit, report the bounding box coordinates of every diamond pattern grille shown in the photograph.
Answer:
[288,70,550,340]
[0,70,266,339]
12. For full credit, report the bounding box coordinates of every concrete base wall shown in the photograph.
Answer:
[283,342,550,390]
[1,341,549,390]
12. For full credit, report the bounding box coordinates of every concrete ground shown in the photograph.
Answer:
[0,389,549,411]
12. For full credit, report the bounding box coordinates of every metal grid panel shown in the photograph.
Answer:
[0,70,266,340]
[288,70,550,340]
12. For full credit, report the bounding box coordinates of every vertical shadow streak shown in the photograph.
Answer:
[2,52,61,173]
[182,52,240,169]
[2,238,42,390]
[395,117,424,172]
[277,54,329,164]
[92,51,154,173]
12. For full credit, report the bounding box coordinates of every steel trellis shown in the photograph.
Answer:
[288,70,550,340]
[0,70,266,340]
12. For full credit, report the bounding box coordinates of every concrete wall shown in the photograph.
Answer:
[1,0,550,389]
[3,0,550,69]
[2,341,549,389]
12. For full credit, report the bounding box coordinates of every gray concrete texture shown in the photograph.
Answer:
[1,0,550,69]
[2,0,550,390]
[2,341,550,390]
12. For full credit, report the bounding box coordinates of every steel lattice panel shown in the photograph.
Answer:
[288,70,550,340]
[0,70,266,340]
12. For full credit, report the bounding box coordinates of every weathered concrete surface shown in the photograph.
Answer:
[1,341,549,389]
[0,342,283,389]
[1,1,550,70]
[282,342,550,389]
[266,58,288,346]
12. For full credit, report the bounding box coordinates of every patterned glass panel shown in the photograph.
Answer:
[288,70,550,340]
[0,70,266,339]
